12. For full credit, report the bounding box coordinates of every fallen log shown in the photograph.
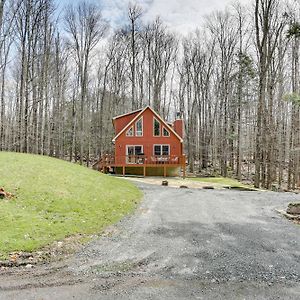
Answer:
[0,187,13,199]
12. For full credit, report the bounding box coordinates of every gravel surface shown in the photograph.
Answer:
[0,182,300,299]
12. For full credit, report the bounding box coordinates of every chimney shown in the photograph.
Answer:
[173,111,184,138]
[176,111,182,119]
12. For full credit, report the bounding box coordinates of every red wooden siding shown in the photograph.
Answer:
[113,110,142,135]
[114,107,183,165]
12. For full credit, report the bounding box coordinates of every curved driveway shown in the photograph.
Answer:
[1,183,300,299]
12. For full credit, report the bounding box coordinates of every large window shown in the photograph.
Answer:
[127,145,143,155]
[136,118,143,136]
[153,118,160,136]
[126,145,143,164]
[154,145,170,156]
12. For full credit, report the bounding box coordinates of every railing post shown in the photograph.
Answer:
[182,155,186,179]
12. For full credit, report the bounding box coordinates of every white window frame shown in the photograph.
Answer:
[126,145,144,155]
[126,145,144,164]
[126,126,134,137]
[153,144,170,156]
[135,117,143,137]
[162,127,170,137]
[153,117,161,137]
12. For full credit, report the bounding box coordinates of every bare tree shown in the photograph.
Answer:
[128,2,142,110]
[64,1,107,165]
[254,0,285,188]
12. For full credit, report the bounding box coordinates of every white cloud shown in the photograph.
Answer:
[100,0,128,27]
[100,0,251,34]
[144,0,251,35]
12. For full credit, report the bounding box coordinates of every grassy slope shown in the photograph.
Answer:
[0,152,142,258]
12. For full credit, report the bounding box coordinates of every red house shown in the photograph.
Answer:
[98,106,186,177]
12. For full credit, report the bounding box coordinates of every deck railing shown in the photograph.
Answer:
[99,154,185,167]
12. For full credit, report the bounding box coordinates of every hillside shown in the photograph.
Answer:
[0,152,142,259]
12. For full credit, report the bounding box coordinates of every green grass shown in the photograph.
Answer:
[0,152,142,259]
[189,176,254,189]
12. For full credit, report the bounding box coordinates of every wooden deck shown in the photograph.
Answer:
[97,155,186,178]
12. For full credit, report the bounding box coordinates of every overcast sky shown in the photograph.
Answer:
[58,0,250,34]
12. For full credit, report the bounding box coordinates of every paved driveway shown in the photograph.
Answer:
[1,183,300,299]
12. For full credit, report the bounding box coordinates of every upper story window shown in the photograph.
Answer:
[153,118,160,136]
[163,127,170,137]
[136,117,143,136]
[126,126,134,136]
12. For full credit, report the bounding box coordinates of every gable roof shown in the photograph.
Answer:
[112,106,183,143]
[113,108,143,120]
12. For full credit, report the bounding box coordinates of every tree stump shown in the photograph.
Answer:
[162,180,168,186]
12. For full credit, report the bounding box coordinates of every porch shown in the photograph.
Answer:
[97,154,186,178]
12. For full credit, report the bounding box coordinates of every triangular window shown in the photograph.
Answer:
[126,126,134,136]
[163,127,170,137]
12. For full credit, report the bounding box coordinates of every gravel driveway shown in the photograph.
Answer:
[1,182,300,299]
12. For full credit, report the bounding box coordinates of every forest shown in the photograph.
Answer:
[0,0,300,189]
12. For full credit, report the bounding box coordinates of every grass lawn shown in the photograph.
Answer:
[0,152,142,259]
[189,176,255,189]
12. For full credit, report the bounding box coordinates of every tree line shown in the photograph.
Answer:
[0,0,300,189]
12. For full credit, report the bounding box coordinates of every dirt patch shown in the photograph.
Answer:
[0,234,90,270]
[90,258,148,275]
